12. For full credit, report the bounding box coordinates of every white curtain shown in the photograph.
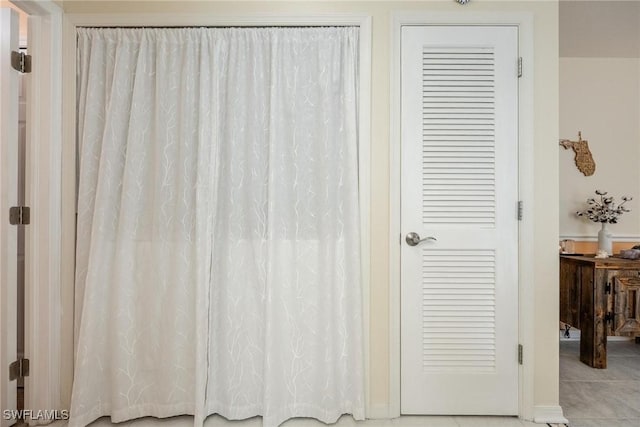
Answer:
[71,27,363,427]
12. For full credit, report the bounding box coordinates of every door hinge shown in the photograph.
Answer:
[518,344,523,365]
[605,312,614,323]
[518,57,523,78]
[9,358,29,381]
[517,201,523,221]
[11,50,32,74]
[9,206,30,225]
[605,281,612,294]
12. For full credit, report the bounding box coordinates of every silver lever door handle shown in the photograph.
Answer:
[406,232,437,246]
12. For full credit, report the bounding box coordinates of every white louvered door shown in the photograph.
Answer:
[400,26,519,414]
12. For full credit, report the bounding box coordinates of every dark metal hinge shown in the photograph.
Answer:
[517,201,523,221]
[9,358,29,381]
[9,206,30,225]
[605,312,614,323]
[605,282,612,294]
[11,50,32,73]
[518,344,523,365]
[518,57,523,78]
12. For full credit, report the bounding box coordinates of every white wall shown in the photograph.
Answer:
[60,0,560,419]
[560,1,640,240]
[560,58,640,239]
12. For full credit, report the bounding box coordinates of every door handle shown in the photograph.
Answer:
[406,232,437,247]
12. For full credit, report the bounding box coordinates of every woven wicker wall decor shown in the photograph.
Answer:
[560,131,596,176]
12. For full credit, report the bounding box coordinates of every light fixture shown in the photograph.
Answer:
[456,0,471,4]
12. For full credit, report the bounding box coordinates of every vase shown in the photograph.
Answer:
[598,222,613,255]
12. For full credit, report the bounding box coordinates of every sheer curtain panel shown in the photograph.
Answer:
[205,28,363,427]
[72,28,217,427]
[72,27,363,427]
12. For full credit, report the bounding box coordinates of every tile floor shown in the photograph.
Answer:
[62,338,640,427]
[49,415,551,427]
[559,338,640,427]
[42,335,640,427]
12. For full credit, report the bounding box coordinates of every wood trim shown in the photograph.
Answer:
[11,0,61,15]
[366,403,392,419]
[561,235,640,243]
[388,12,402,419]
[562,241,640,255]
[357,16,373,417]
[389,11,536,420]
[515,14,536,423]
[533,405,569,424]
[65,12,371,27]
[58,15,76,411]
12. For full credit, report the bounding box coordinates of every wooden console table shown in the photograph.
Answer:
[560,255,640,368]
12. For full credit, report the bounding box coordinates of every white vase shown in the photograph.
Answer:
[598,222,613,255]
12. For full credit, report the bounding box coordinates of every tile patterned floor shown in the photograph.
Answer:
[75,415,546,427]
[49,414,551,427]
[44,336,640,427]
[559,339,640,427]
[58,339,640,427]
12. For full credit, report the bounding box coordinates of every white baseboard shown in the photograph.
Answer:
[367,404,392,419]
[533,405,568,424]
[367,404,556,423]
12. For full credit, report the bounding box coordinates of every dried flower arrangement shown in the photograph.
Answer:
[576,190,632,224]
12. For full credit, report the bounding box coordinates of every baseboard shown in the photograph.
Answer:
[533,405,569,424]
[367,403,392,419]
[367,404,565,422]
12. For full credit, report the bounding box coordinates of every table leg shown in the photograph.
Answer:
[580,267,607,368]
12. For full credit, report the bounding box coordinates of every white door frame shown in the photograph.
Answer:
[1,8,20,426]
[8,0,64,422]
[389,12,535,420]
[59,11,372,416]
